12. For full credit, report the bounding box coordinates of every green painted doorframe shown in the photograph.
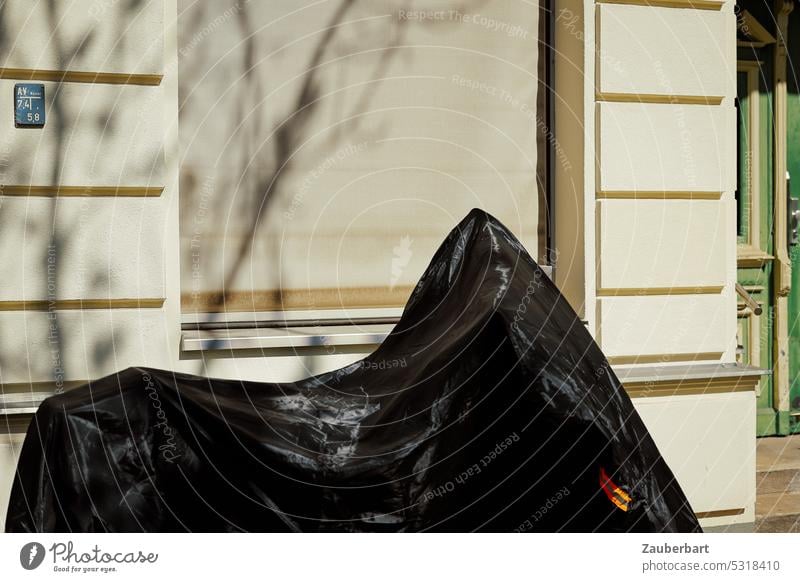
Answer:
[785,2,800,434]
[772,0,794,435]
[736,56,776,435]
[737,0,798,436]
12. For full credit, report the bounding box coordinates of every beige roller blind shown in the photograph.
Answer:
[178,0,546,313]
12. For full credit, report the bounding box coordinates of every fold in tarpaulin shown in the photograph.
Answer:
[5,209,701,532]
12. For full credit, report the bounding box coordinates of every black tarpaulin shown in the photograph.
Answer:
[5,209,701,532]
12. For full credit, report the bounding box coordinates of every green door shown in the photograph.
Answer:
[736,55,777,435]
[739,3,800,436]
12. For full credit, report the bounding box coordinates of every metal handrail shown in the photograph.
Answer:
[735,282,763,315]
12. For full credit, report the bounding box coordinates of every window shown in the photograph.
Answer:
[178,0,553,322]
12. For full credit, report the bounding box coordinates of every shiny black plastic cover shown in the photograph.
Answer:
[6,210,701,532]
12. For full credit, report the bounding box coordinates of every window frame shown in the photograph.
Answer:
[179,0,557,341]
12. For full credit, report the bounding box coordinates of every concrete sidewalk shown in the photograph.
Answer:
[755,434,800,532]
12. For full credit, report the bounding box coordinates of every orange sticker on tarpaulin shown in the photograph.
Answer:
[599,466,631,512]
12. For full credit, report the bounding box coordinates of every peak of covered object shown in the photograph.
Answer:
[396,207,550,334]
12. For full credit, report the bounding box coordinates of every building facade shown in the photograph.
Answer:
[0,0,794,530]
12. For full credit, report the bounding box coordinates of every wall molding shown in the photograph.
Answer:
[737,244,773,268]
[625,376,759,398]
[0,68,162,86]
[0,186,164,197]
[597,92,724,105]
[607,352,724,365]
[0,299,165,311]
[597,286,724,297]
[597,190,723,200]
[597,0,724,10]
[183,287,417,313]
[695,508,746,519]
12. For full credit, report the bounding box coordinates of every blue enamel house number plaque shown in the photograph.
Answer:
[14,83,45,128]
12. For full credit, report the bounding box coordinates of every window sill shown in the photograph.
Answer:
[180,323,395,352]
[615,362,769,398]
[613,362,768,384]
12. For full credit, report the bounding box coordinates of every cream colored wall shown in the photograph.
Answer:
[633,392,756,526]
[0,0,751,530]
[585,0,751,526]
[597,199,727,291]
[0,434,24,531]
[591,0,737,364]
[0,1,163,76]
[596,4,729,98]
[0,0,168,526]
[0,0,171,382]
[0,0,367,527]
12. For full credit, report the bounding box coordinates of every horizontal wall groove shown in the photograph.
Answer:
[0,68,162,86]
[597,191,723,200]
[596,0,724,10]
[625,380,758,397]
[597,92,724,105]
[607,352,725,365]
[0,186,164,197]
[183,286,417,313]
[0,299,165,311]
[597,286,724,297]
[694,508,746,519]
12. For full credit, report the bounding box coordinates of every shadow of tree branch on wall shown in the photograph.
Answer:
[176,0,500,377]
